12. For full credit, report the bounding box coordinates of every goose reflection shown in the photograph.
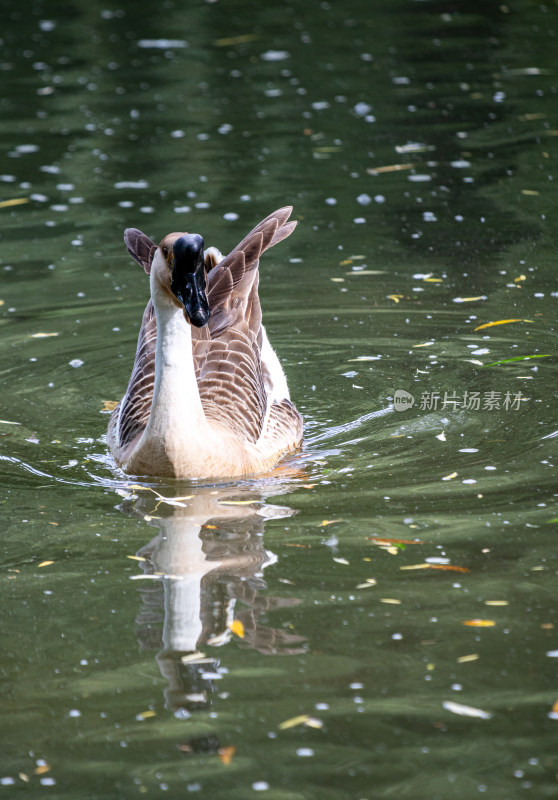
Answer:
[118,482,305,716]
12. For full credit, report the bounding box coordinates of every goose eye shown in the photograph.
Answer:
[162,247,169,257]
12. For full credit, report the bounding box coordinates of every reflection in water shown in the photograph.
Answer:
[118,484,305,717]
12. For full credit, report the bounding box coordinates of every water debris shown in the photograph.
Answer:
[356,578,377,589]
[413,341,435,348]
[395,142,435,154]
[136,710,157,720]
[218,746,236,765]
[180,652,210,663]
[367,163,414,175]
[400,564,470,573]
[333,557,350,565]
[220,499,259,506]
[228,619,245,638]
[474,319,532,331]
[482,354,551,367]
[38,561,54,568]
[0,420,21,425]
[129,573,161,581]
[146,488,194,507]
[436,432,447,442]
[442,472,458,481]
[127,555,146,562]
[0,198,30,208]
[443,700,492,719]
[484,600,509,606]
[320,519,343,527]
[453,296,487,303]
[215,34,259,46]
[520,189,539,196]
[137,39,188,49]
[31,332,59,338]
[457,653,480,663]
[380,598,402,604]
[278,714,323,730]
[462,619,496,627]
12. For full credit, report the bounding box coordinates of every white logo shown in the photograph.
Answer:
[394,390,415,412]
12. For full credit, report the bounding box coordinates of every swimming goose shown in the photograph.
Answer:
[107,206,303,479]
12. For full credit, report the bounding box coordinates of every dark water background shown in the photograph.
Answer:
[1,0,557,797]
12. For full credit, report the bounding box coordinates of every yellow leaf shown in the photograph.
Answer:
[278,714,314,730]
[339,259,353,265]
[442,472,458,481]
[520,189,539,196]
[380,598,402,604]
[484,600,509,606]
[413,341,435,348]
[367,163,414,175]
[302,484,317,489]
[102,400,119,411]
[38,560,54,568]
[514,274,526,282]
[218,746,236,765]
[388,294,403,303]
[34,765,51,776]
[457,653,480,663]
[330,277,345,283]
[0,197,30,208]
[137,710,156,719]
[453,296,486,302]
[474,319,531,331]
[551,700,558,714]
[423,277,443,283]
[220,500,257,506]
[229,619,245,638]
[203,524,218,529]
[462,619,496,627]
[127,555,147,562]
[320,519,343,526]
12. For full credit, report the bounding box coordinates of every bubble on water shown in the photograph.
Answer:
[223,212,239,221]
[69,359,84,368]
[356,193,371,205]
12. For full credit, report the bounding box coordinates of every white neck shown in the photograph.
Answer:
[144,296,207,448]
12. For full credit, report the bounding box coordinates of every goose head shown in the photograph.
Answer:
[152,232,210,327]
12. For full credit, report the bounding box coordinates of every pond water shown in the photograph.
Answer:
[1,0,558,797]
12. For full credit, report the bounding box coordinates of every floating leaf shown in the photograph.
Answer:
[484,600,508,606]
[31,332,59,338]
[400,564,470,573]
[0,197,30,209]
[368,537,422,545]
[320,519,343,527]
[356,578,377,589]
[331,277,345,283]
[514,274,526,282]
[442,472,458,481]
[442,700,492,719]
[215,34,259,46]
[38,560,54,568]
[380,598,402,604]
[367,163,414,174]
[413,341,435,348]
[127,555,146,562]
[137,710,156,720]
[228,619,245,638]
[453,296,486,303]
[102,400,119,411]
[387,294,404,303]
[279,714,322,730]
[521,190,539,196]
[474,319,532,331]
[218,746,236,765]
[34,765,51,776]
[333,557,349,565]
[457,653,479,663]
[482,354,551,367]
[463,619,496,627]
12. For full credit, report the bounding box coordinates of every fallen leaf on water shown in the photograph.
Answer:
[38,561,54,568]
[127,555,146,562]
[0,419,21,425]
[339,258,353,265]
[521,189,539,196]
[218,746,236,765]
[102,400,119,411]
[0,197,30,208]
[463,619,496,627]
[228,619,245,638]
[137,710,157,719]
[551,700,558,714]
[400,564,470,573]
[368,537,422,545]
[333,557,349,565]
[423,277,443,283]
[442,472,458,481]
[482,354,551,367]
[18,773,30,783]
[331,277,345,283]
[367,163,414,174]
[388,294,404,303]
[220,500,258,506]
[31,332,59,338]
[380,598,402,605]
[514,274,527,282]
[320,519,343,527]
[302,484,317,489]
[215,33,259,46]
[356,578,377,589]
[34,765,51,776]
[453,296,486,303]
[279,714,323,730]
[457,653,479,663]
[443,700,492,719]
[484,600,508,606]
[474,319,532,331]
[413,341,435,348]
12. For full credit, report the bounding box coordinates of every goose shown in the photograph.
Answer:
[107,206,303,479]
